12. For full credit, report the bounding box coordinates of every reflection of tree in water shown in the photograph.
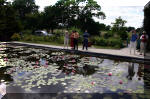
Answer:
[144,64,150,89]
[55,55,98,76]
[77,64,98,76]
[126,63,135,80]
[0,67,13,83]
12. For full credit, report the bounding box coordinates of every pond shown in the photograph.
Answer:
[0,43,150,99]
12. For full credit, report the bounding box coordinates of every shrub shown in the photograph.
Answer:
[104,31,113,39]
[56,36,64,44]
[94,37,107,46]
[107,38,123,48]
[23,35,33,41]
[119,31,128,40]
[43,36,51,42]
[22,29,32,34]
[54,29,63,37]
[32,36,44,41]
[11,33,21,41]
[92,36,123,48]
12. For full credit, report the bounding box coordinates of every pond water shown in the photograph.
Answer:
[0,43,150,99]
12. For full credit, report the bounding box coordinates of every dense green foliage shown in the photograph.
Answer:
[0,0,136,49]
[111,17,128,40]
[144,5,150,37]
[0,0,22,41]
[0,0,107,41]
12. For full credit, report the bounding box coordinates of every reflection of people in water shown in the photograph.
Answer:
[137,64,144,80]
[126,63,135,80]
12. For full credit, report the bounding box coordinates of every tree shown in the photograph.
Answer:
[111,17,128,40]
[143,5,150,50]
[144,5,150,38]
[12,0,39,20]
[25,12,43,31]
[54,0,105,34]
[43,6,61,33]
[12,0,39,31]
[0,0,22,41]
[111,16,127,32]
[127,26,135,32]
[105,25,111,31]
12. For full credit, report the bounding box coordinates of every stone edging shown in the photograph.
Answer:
[3,42,150,65]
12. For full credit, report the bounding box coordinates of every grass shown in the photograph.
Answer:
[93,45,122,49]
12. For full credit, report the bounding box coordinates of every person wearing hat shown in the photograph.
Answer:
[64,31,69,49]
[140,31,149,56]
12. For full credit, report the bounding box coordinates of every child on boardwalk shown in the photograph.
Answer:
[64,31,69,49]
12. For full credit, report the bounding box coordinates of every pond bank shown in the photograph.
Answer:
[2,41,150,64]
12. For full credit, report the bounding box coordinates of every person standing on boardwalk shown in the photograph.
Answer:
[70,31,74,49]
[82,30,90,50]
[64,31,69,49]
[129,30,138,55]
[140,31,149,56]
[136,32,142,52]
[73,31,79,50]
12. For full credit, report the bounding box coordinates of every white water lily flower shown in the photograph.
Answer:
[62,82,67,86]
[85,90,90,93]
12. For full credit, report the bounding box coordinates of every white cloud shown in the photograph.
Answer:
[97,0,149,6]
[98,6,144,28]
[35,0,57,11]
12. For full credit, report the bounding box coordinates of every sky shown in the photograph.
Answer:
[9,0,150,28]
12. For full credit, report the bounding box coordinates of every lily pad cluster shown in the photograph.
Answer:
[0,44,147,95]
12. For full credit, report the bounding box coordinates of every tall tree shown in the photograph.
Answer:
[111,16,127,32]
[42,6,61,33]
[0,0,22,41]
[111,17,128,40]
[54,0,105,34]
[12,0,39,20]
[144,4,150,37]
[127,26,135,32]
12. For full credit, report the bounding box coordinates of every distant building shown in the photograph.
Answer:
[145,1,150,8]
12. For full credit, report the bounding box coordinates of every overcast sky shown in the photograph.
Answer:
[9,0,150,28]
[35,0,150,28]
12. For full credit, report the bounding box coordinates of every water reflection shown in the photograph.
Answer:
[0,45,149,95]
[144,64,150,89]
[0,67,13,83]
[126,63,135,80]
[137,64,144,81]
